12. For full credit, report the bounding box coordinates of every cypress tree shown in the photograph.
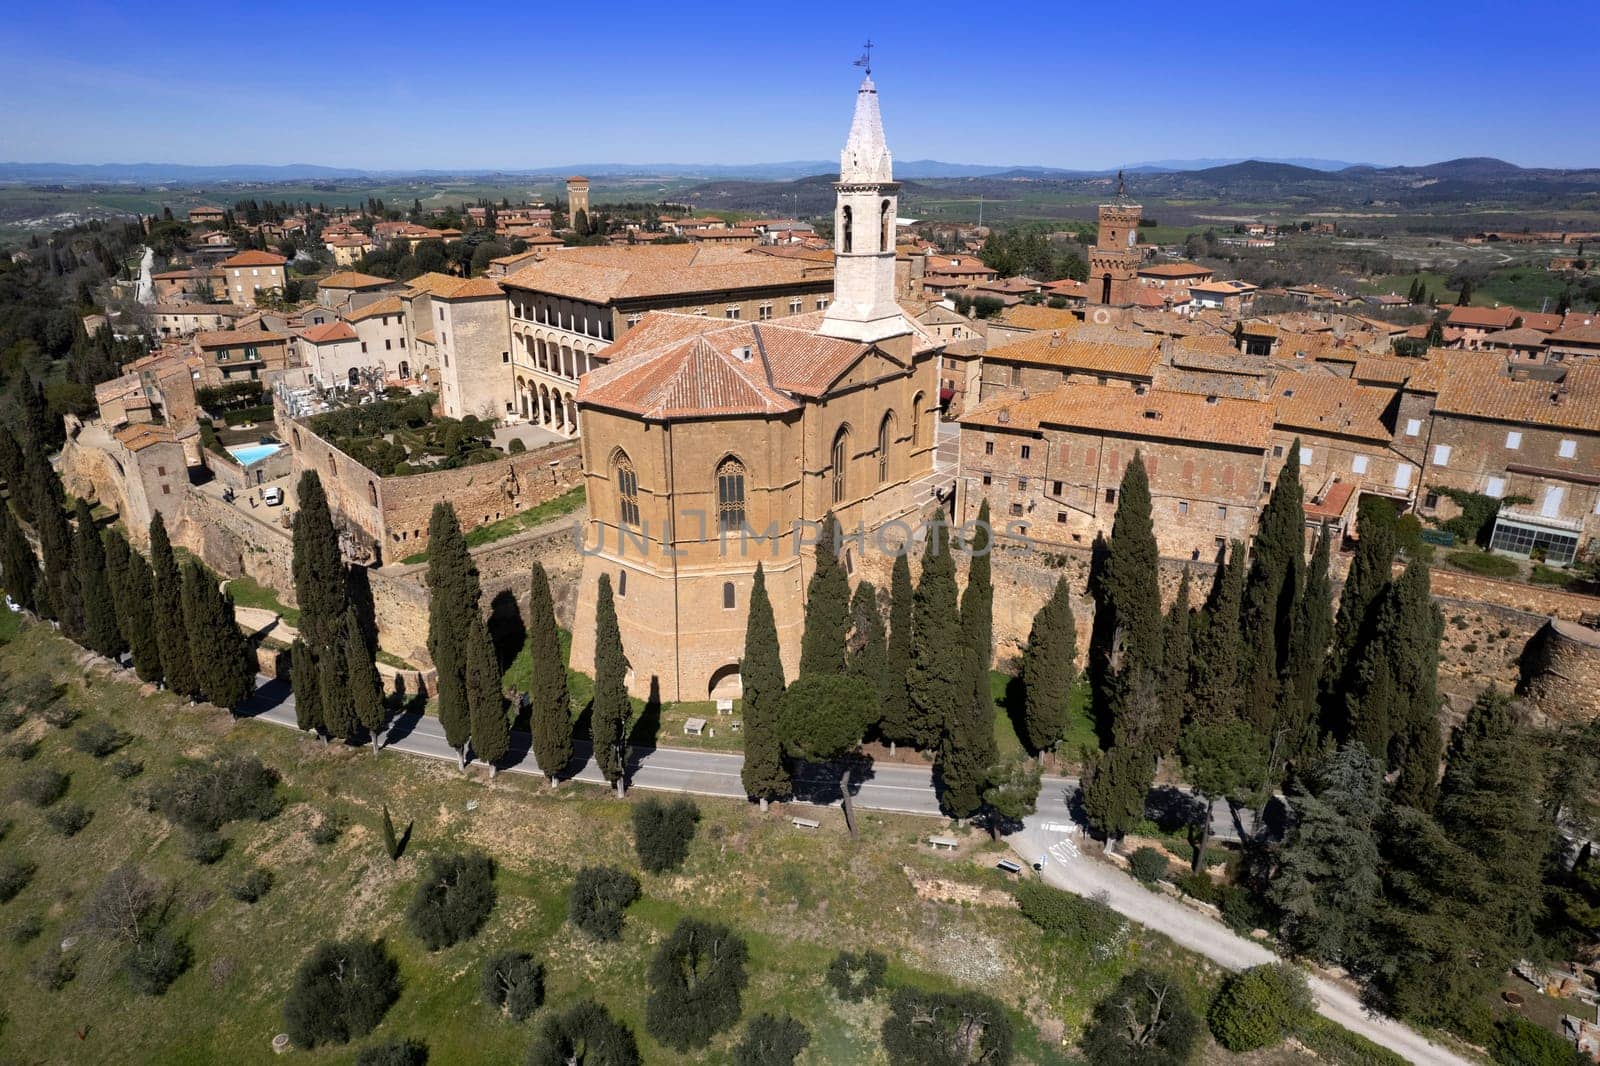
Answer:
[908,509,963,755]
[846,580,887,703]
[1020,575,1077,754]
[149,515,199,700]
[591,574,631,797]
[103,526,132,637]
[1155,567,1192,756]
[1323,497,1396,739]
[1187,540,1244,726]
[941,504,998,818]
[124,551,162,683]
[75,499,122,657]
[1099,456,1164,755]
[0,427,29,523]
[879,551,916,752]
[291,471,346,653]
[344,607,386,753]
[1081,744,1149,852]
[526,562,573,783]
[1282,524,1333,773]
[180,559,255,709]
[426,502,474,767]
[798,512,850,678]
[290,638,325,735]
[29,449,79,632]
[319,616,356,740]
[1238,443,1304,733]
[739,563,789,807]
[465,608,509,774]
[0,500,39,613]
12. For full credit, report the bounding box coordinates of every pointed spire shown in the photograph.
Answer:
[840,77,893,184]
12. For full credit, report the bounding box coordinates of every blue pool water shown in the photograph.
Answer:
[228,442,283,466]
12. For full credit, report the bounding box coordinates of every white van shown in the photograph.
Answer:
[262,487,284,507]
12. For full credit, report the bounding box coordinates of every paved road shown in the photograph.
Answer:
[1010,823,1475,1066]
[237,678,1454,1064]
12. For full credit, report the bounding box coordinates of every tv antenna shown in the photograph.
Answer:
[854,39,874,77]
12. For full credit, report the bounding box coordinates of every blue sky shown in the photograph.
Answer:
[4,0,1597,170]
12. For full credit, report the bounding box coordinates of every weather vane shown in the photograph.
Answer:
[854,39,874,77]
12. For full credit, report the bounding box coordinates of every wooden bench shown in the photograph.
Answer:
[791,817,821,830]
[995,859,1023,875]
[927,835,959,851]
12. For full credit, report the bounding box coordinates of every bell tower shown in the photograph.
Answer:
[1087,170,1142,311]
[819,64,908,344]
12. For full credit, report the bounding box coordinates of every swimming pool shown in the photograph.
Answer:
[227,442,284,466]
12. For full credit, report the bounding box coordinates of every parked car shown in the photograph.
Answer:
[262,487,284,506]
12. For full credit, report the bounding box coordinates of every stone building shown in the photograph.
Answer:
[500,244,833,438]
[956,383,1272,561]
[191,329,294,387]
[218,250,288,307]
[401,273,512,420]
[566,176,590,225]
[978,329,1159,402]
[567,73,945,701]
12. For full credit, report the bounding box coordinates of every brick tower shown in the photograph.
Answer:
[565,176,590,225]
[1087,171,1142,312]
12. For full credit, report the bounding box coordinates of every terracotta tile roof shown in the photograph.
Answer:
[300,321,358,344]
[414,329,437,346]
[961,383,1273,450]
[219,250,287,268]
[985,331,1160,379]
[1188,280,1257,296]
[501,245,822,304]
[1482,326,1553,347]
[151,268,208,280]
[1305,479,1357,522]
[1352,356,1422,385]
[1550,325,1600,346]
[1138,262,1212,277]
[405,272,503,299]
[1520,311,1564,332]
[193,329,288,348]
[1239,321,1280,337]
[319,271,394,291]
[1446,305,1518,330]
[1434,364,1600,433]
[1042,278,1088,298]
[112,423,178,452]
[1271,376,1395,442]
[344,296,404,322]
[997,304,1081,332]
[1133,286,1190,309]
[1403,348,1502,394]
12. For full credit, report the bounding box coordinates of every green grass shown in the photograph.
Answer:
[1445,550,1520,579]
[1360,266,1572,310]
[398,487,585,564]
[224,574,300,627]
[0,620,1232,1066]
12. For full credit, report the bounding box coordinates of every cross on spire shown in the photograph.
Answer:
[854,39,874,76]
[1116,169,1127,198]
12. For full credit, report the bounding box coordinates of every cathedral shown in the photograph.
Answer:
[568,73,944,701]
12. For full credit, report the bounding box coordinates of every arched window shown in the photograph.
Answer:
[348,367,360,386]
[841,205,853,254]
[877,412,895,483]
[367,481,378,507]
[831,427,850,504]
[613,451,639,527]
[1101,273,1112,304]
[715,456,746,533]
[911,391,924,446]
[722,582,735,610]
[880,199,892,251]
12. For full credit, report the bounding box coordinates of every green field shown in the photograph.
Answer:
[1359,265,1576,310]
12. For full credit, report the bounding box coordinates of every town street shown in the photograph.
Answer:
[237,676,1463,1065]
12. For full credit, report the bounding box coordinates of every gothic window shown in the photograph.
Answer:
[911,392,923,447]
[842,205,853,254]
[1101,273,1112,304]
[614,451,639,527]
[367,481,378,507]
[878,412,895,483]
[715,456,746,533]
[722,582,735,610]
[880,199,892,251]
[832,427,850,504]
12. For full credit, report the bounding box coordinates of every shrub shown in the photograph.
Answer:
[1174,871,1219,904]
[0,707,24,733]
[29,948,76,991]
[123,930,192,995]
[568,866,640,941]
[1446,550,1519,579]
[110,757,144,779]
[229,866,274,903]
[481,951,544,1021]
[12,767,67,807]
[881,987,1014,1066]
[1014,880,1124,947]
[13,674,62,713]
[310,809,347,846]
[71,720,131,757]
[824,949,887,1001]
[507,437,526,454]
[525,999,639,1066]
[182,831,227,865]
[0,856,37,902]
[157,754,282,833]
[41,702,80,729]
[644,917,749,1051]
[732,1013,810,1066]
[7,913,42,945]
[406,851,496,950]
[355,1037,430,1066]
[1216,883,1274,935]
[283,938,401,1048]
[1208,963,1313,1052]
[2,738,38,761]
[83,866,162,943]
[45,802,92,837]
[1081,968,1201,1065]
[631,796,700,874]
[1489,1014,1588,1066]
[1129,847,1169,885]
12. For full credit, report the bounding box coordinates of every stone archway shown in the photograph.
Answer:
[707,663,742,701]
